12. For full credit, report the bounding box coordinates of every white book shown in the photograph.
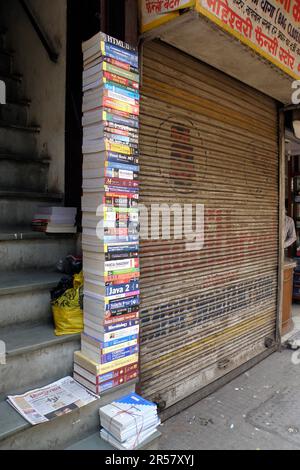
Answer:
[101,416,160,443]
[100,427,160,451]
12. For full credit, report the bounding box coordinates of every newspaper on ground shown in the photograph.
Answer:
[7,376,98,425]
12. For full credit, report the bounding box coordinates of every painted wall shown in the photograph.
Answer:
[0,0,67,193]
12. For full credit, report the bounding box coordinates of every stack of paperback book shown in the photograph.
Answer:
[99,393,161,450]
[74,32,140,396]
[32,207,77,233]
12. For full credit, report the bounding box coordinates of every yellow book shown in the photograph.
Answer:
[74,351,139,375]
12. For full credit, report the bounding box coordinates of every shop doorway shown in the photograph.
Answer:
[65,0,126,223]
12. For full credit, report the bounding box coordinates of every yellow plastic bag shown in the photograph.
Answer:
[52,272,84,336]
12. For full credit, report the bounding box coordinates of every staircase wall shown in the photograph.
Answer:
[0,0,67,194]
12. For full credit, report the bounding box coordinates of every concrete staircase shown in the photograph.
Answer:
[0,25,86,449]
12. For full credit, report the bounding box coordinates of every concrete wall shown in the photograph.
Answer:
[0,0,67,193]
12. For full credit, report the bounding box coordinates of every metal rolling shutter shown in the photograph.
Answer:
[139,41,279,409]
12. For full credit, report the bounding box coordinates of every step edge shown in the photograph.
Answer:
[0,152,50,163]
[5,333,80,358]
[0,121,40,133]
[0,278,60,297]
[0,155,49,165]
[0,191,63,200]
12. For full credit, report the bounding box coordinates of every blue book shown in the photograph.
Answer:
[101,43,139,68]
[82,332,139,350]
[107,161,140,172]
[102,320,140,334]
[104,83,140,101]
[106,245,139,254]
[107,154,139,165]
[106,281,139,297]
[101,345,139,364]
[105,186,139,194]
[107,296,140,312]
[104,111,139,129]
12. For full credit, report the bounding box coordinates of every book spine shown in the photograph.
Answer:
[99,33,138,53]
[104,127,139,140]
[102,338,139,355]
[103,112,139,130]
[104,325,140,341]
[105,306,139,318]
[75,353,139,375]
[103,72,139,91]
[104,192,139,200]
[97,334,139,349]
[103,96,139,116]
[104,186,139,194]
[99,363,139,384]
[105,177,139,188]
[104,168,139,180]
[103,83,140,100]
[103,107,139,124]
[104,122,139,135]
[106,281,140,297]
[105,244,139,253]
[102,89,139,107]
[100,370,139,392]
[104,197,139,208]
[103,57,139,75]
[105,153,139,165]
[100,345,139,364]
[104,312,139,325]
[106,296,140,311]
[104,141,139,156]
[104,272,140,283]
[105,252,139,261]
[105,161,140,172]
[103,62,139,83]
[100,42,139,68]
[104,258,139,271]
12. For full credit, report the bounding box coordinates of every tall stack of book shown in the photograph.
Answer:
[74,32,140,397]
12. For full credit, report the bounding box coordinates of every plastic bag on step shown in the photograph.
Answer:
[52,271,84,336]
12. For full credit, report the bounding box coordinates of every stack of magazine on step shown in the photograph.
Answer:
[99,393,161,450]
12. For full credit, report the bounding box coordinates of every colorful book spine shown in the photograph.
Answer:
[79,32,140,395]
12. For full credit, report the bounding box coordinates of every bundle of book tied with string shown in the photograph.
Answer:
[73,32,140,397]
[99,393,161,450]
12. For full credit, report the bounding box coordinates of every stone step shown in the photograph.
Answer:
[0,378,134,450]
[0,49,12,75]
[0,123,40,155]
[0,153,49,192]
[0,230,77,271]
[0,102,29,126]
[66,431,162,451]
[0,73,23,103]
[0,323,80,401]
[0,192,63,228]
[0,271,64,328]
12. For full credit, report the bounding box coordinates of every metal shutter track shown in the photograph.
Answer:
[139,41,279,408]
